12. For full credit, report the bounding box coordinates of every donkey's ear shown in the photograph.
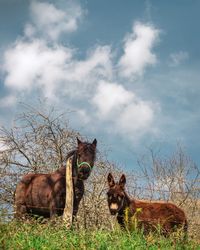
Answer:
[92,138,97,147]
[77,137,82,145]
[107,173,115,188]
[119,174,126,189]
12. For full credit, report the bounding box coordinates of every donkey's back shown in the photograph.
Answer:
[134,199,188,234]
[14,167,66,218]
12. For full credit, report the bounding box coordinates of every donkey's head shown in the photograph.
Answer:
[107,173,126,215]
[75,138,97,180]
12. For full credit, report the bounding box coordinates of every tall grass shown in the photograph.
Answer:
[0,219,199,250]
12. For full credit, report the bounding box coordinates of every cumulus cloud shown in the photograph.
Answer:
[76,109,91,124]
[0,95,17,107]
[1,0,160,140]
[116,101,154,134]
[3,39,112,99]
[63,46,112,92]
[3,39,72,98]
[92,81,155,136]
[118,22,159,78]
[92,81,134,117]
[25,1,83,41]
[169,51,189,67]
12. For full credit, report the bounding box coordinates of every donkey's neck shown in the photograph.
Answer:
[117,192,137,228]
[118,191,131,215]
[118,191,139,217]
[116,192,130,227]
[74,178,84,189]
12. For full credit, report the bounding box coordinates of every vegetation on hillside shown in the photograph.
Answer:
[0,103,199,249]
[1,220,200,250]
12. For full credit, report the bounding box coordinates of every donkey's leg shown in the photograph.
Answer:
[72,202,79,219]
[117,214,126,229]
[162,222,172,237]
[73,182,84,221]
[72,195,83,223]
[49,202,57,218]
[183,220,188,242]
[14,203,27,219]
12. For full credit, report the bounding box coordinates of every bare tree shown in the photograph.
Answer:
[0,103,79,212]
[136,145,200,237]
[0,102,128,227]
[0,103,199,239]
[136,145,200,202]
[0,102,126,226]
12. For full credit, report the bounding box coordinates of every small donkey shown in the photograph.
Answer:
[107,173,188,236]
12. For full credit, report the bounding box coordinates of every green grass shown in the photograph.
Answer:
[0,220,199,250]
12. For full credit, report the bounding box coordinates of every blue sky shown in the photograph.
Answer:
[0,0,200,170]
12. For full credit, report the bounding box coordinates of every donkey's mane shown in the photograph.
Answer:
[66,150,76,161]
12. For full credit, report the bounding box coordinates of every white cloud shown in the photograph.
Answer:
[24,23,36,38]
[92,81,134,117]
[169,51,189,67]
[1,0,160,141]
[63,46,112,92]
[116,101,154,134]
[25,1,83,41]
[92,81,155,136]
[118,22,159,78]
[76,109,91,124]
[0,95,17,107]
[3,38,112,99]
[3,39,72,98]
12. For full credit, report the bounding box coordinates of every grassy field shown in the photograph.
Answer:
[0,220,200,250]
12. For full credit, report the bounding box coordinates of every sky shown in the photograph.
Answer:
[0,0,200,171]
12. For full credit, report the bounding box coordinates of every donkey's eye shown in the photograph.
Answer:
[107,194,112,200]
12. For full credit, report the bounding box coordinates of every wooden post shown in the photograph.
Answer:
[63,157,74,228]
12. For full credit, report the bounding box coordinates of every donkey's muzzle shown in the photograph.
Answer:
[109,202,119,215]
[78,165,91,180]
[110,209,117,215]
[80,166,90,174]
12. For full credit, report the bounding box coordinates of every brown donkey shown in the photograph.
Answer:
[107,173,187,236]
[14,138,97,219]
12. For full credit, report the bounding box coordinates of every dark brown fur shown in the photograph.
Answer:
[14,138,97,219]
[107,173,188,236]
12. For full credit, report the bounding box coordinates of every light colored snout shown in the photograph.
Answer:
[110,203,118,210]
